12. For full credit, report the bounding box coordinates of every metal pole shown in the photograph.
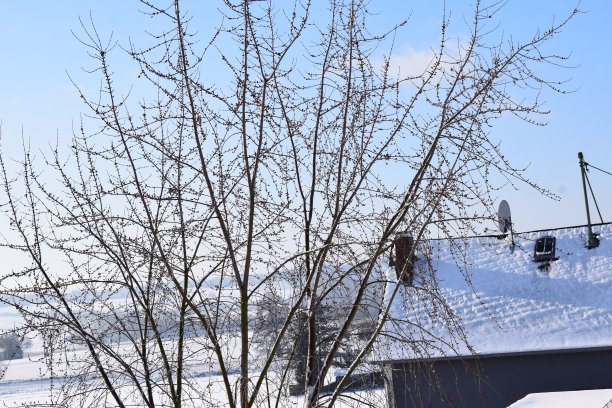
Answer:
[578,152,599,248]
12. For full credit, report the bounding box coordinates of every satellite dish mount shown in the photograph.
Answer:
[498,200,515,252]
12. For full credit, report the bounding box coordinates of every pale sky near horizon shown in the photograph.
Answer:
[0,0,611,234]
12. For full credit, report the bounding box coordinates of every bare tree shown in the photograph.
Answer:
[0,0,576,406]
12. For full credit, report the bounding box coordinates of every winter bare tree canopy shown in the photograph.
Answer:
[0,0,578,407]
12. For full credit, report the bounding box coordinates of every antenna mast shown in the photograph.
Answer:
[578,152,600,248]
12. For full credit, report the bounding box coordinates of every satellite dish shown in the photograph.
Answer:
[498,200,512,233]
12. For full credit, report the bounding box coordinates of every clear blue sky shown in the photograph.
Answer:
[0,1,610,232]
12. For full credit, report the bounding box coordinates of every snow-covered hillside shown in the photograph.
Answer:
[2,223,611,405]
[379,223,612,360]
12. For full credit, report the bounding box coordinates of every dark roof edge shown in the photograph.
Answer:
[377,344,612,365]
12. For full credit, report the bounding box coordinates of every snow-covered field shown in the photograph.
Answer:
[0,300,386,407]
[3,224,611,406]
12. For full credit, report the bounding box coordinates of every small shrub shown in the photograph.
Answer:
[0,333,30,361]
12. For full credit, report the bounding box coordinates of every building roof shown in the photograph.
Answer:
[509,389,612,408]
[377,223,612,361]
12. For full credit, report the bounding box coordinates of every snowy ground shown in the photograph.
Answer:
[4,225,611,406]
[0,301,386,407]
[0,363,385,407]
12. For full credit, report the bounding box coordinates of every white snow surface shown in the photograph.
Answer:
[381,223,612,360]
[509,389,612,407]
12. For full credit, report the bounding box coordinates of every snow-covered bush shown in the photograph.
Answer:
[0,332,30,361]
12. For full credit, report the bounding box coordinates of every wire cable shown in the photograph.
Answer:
[585,162,612,177]
[584,170,604,223]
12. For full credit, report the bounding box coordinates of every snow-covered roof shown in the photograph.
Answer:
[379,223,612,361]
[509,389,612,408]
